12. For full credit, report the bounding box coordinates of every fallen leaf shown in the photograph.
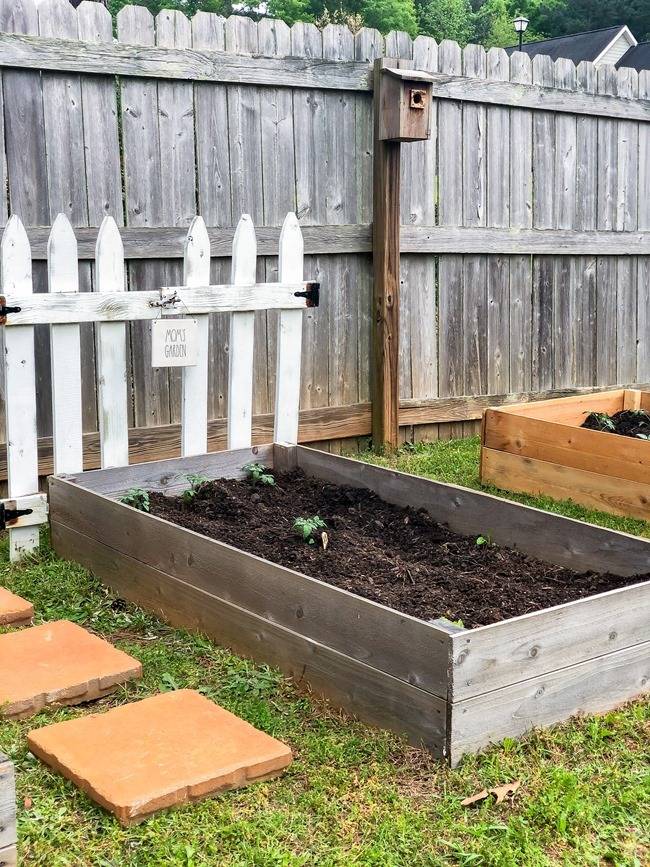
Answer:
[23,797,32,809]
[461,781,521,807]
[490,780,520,804]
[461,788,489,806]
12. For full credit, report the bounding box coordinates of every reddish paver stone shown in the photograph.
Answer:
[28,689,293,825]
[0,586,33,626]
[0,620,142,719]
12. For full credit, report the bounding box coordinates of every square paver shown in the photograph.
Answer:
[0,586,33,626]
[0,620,142,719]
[27,689,293,825]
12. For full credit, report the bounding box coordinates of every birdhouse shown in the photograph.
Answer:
[377,67,434,142]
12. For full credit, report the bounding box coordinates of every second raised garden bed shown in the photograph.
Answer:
[49,445,650,766]
[481,388,650,521]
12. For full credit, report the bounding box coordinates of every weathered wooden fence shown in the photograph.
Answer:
[0,0,648,472]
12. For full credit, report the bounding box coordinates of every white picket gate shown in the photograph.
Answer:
[0,211,314,561]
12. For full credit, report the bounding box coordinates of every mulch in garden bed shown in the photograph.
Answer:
[582,409,650,439]
[147,471,648,628]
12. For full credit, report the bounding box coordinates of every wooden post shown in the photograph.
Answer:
[372,58,403,452]
[372,58,432,451]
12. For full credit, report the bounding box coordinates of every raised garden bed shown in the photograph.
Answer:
[481,388,650,522]
[49,445,650,766]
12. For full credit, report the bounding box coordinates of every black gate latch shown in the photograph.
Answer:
[0,503,33,530]
[294,281,320,308]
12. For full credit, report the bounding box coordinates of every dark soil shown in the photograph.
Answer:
[147,472,648,628]
[582,409,650,439]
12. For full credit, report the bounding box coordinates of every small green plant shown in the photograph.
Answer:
[584,411,616,432]
[243,462,275,487]
[119,488,150,512]
[475,533,493,547]
[181,473,210,505]
[293,515,327,545]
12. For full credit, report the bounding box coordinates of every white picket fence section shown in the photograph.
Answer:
[1,211,308,561]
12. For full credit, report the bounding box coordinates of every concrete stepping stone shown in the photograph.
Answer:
[27,689,293,825]
[0,620,142,719]
[0,586,33,627]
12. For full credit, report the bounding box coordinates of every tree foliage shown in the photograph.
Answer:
[103,0,650,46]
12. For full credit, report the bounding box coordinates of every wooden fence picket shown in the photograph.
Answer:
[95,216,129,469]
[228,214,257,449]
[2,216,39,560]
[48,214,83,475]
[274,212,304,444]
[181,216,211,456]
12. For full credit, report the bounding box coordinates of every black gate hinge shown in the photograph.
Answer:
[294,281,320,308]
[0,503,33,530]
[0,295,21,324]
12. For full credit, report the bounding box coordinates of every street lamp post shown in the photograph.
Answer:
[513,15,529,51]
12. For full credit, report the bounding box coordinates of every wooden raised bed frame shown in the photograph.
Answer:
[49,445,650,766]
[480,388,650,521]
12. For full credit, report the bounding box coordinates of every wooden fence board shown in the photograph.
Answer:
[437,39,464,439]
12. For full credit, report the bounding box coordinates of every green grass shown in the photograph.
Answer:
[1,439,648,865]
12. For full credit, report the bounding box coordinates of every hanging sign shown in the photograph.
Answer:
[151,318,198,367]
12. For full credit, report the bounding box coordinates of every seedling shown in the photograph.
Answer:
[243,462,276,487]
[181,473,210,505]
[583,411,616,432]
[293,515,327,545]
[475,534,493,547]
[119,488,150,513]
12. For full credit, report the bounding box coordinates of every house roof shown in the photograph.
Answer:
[506,25,628,64]
[617,42,650,71]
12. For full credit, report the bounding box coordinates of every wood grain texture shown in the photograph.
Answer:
[2,282,310,325]
[481,446,650,522]
[51,519,447,755]
[0,752,16,852]
[3,28,650,120]
[2,216,40,559]
[483,407,650,484]
[372,57,404,449]
[1,5,649,466]
[7,386,649,482]
[448,641,649,765]
[7,223,649,259]
[49,476,454,699]
[450,581,650,700]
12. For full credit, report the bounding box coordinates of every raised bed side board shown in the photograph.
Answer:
[49,444,650,765]
[480,388,650,521]
[0,752,16,866]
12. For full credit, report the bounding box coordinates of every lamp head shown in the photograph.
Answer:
[513,15,529,34]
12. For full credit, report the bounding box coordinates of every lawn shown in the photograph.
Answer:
[1,437,648,866]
